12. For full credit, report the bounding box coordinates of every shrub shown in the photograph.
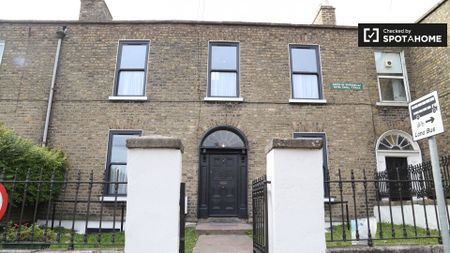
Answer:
[0,123,67,206]
[5,222,57,242]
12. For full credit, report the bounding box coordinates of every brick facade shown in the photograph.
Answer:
[0,1,447,220]
[408,0,449,159]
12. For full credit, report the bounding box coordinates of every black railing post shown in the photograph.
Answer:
[252,175,269,253]
[363,169,373,247]
[179,182,186,253]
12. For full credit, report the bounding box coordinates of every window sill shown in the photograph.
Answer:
[289,98,327,104]
[100,196,127,202]
[204,97,244,102]
[376,101,409,107]
[108,96,148,101]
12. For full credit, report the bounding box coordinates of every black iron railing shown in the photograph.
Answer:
[252,175,269,253]
[0,169,126,249]
[179,182,186,253]
[326,155,450,246]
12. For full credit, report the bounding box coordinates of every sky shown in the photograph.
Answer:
[0,0,442,26]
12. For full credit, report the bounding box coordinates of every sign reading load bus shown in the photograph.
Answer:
[408,91,444,141]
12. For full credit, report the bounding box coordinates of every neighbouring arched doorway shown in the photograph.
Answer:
[198,126,248,219]
[376,130,422,200]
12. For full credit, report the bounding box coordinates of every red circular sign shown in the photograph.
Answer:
[0,184,8,221]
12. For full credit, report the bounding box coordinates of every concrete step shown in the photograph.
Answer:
[196,219,252,235]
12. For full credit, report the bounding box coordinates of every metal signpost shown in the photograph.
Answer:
[409,91,448,252]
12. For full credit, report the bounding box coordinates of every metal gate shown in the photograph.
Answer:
[252,176,269,253]
[179,182,186,253]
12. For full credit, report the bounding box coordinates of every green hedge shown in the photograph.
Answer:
[0,123,67,206]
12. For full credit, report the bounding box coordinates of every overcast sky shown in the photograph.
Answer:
[0,0,442,26]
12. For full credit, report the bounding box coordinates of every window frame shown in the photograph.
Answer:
[113,40,150,97]
[293,132,330,198]
[289,44,323,100]
[374,51,411,105]
[0,40,5,65]
[207,41,240,98]
[104,129,143,196]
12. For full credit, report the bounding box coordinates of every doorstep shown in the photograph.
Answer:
[196,218,252,235]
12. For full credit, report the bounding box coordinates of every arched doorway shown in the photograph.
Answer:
[198,126,248,219]
[376,130,422,200]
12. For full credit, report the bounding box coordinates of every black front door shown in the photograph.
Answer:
[386,157,411,200]
[208,154,239,216]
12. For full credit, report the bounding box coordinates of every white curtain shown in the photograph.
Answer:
[117,71,145,96]
[109,164,127,194]
[293,74,319,99]
[210,72,237,97]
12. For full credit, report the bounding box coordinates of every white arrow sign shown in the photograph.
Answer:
[409,91,445,141]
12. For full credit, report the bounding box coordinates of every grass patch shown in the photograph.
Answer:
[13,227,198,251]
[185,227,199,253]
[326,223,440,247]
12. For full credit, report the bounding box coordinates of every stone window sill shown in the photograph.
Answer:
[289,98,327,104]
[109,96,148,101]
[204,97,244,102]
[100,196,127,202]
[376,101,409,107]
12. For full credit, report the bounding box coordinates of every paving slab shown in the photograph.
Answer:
[196,222,252,235]
[193,235,252,253]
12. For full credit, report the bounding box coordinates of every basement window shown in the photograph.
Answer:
[113,41,149,97]
[375,52,410,105]
[0,41,5,65]
[105,130,142,195]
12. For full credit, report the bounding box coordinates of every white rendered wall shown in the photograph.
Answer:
[125,148,182,253]
[267,148,325,253]
[374,204,449,230]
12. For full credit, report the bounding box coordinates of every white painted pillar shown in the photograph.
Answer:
[125,135,183,253]
[266,138,325,253]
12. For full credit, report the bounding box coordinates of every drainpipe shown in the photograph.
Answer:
[42,26,67,147]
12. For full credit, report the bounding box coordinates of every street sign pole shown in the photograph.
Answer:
[429,136,450,252]
[409,91,447,252]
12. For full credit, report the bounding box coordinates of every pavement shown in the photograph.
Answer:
[193,234,253,253]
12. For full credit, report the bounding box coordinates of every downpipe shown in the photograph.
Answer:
[42,26,67,147]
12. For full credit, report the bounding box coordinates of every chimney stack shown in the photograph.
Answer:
[312,4,336,26]
[79,0,112,21]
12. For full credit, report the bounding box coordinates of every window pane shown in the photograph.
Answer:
[117,71,145,96]
[210,72,237,97]
[202,130,245,148]
[291,48,318,72]
[120,44,147,69]
[109,164,127,194]
[111,134,139,163]
[379,78,407,101]
[292,74,319,99]
[0,42,4,64]
[211,45,237,70]
[375,52,403,74]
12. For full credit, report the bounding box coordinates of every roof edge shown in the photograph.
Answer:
[416,0,448,23]
[0,19,357,30]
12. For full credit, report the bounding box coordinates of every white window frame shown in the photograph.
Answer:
[375,51,411,107]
